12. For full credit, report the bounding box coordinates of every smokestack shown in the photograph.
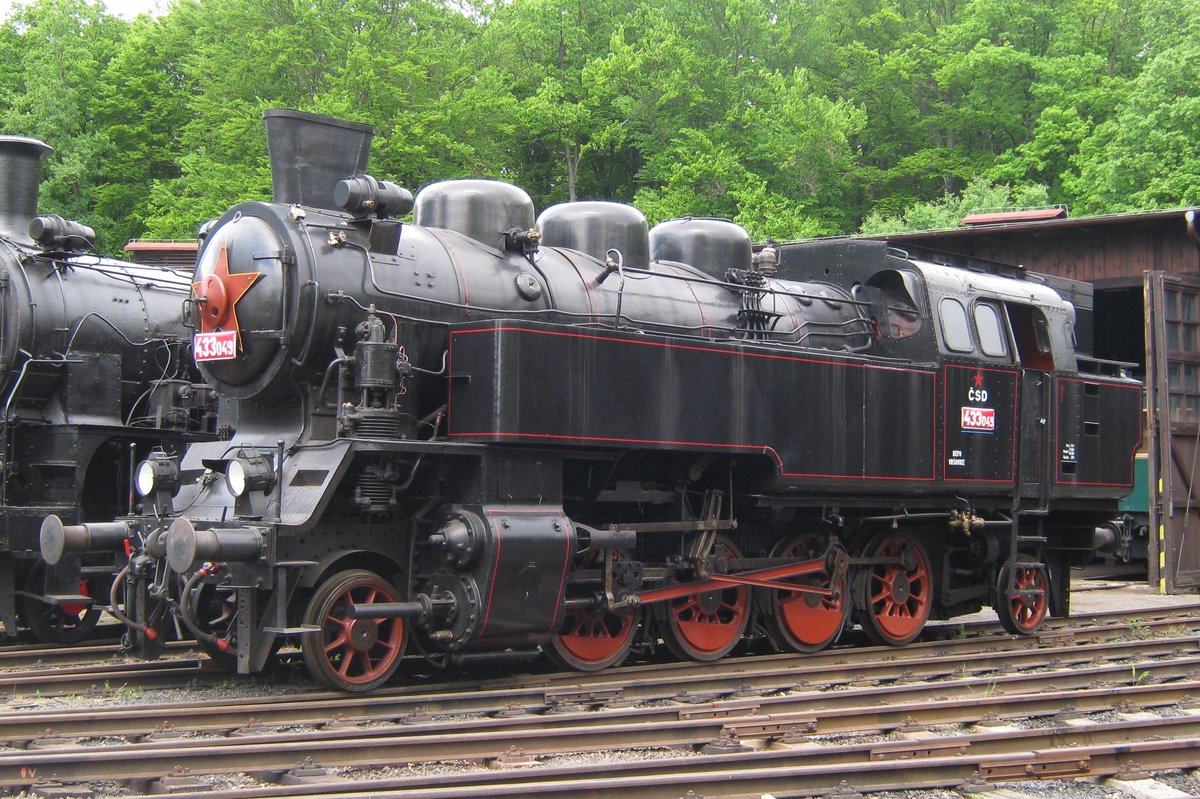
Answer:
[262,109,373,209]
[0,136,52,243]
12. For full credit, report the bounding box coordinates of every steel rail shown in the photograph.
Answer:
[115,737,1200,799]
[510,604,1200,690]
[0,639,193,672]
[3,651,1200,789]
[11,701,1200,796]
[2,631,1198,744]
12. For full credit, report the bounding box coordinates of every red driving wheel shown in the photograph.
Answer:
[545,551,638,671]
[997,559,1049,634]
[763,534,847,653]
[855,531,931,646]
[659,536,750,662]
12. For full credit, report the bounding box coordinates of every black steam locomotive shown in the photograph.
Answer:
[0,136,216,643]
[43,110,1141,690]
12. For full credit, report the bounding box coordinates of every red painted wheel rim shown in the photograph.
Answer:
[319,582,405,686]
[1008,564,1048,631]
[776,538,846,649]
[866,535,930,641]
[555,609,636,665]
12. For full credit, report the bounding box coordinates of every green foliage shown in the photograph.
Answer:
[1065,39,1200,213]
[0,0,1194,249]
[0,0,126,248]
[860,177,1052,233]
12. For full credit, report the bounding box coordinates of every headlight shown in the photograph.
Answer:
[135,454,179,498]
[223,454,275,497]
[226,459,248,497]
[135,460,158,497]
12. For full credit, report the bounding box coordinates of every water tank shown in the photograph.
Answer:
[537,201,650,270]
[650,218,752,279]
[414,180,535,249]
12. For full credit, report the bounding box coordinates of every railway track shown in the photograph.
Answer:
[2,601,1198,699]
[3,631,1199,743]
[2,603,1200,797]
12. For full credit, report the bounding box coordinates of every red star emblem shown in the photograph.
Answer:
[973,372,984,388]
[192,241,261,351]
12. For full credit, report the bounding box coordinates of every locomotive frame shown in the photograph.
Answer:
[43,110,1141,689]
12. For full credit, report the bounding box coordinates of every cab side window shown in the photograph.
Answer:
[886,291,922,339]
[867,270,925,341]
[973,303,1008,358]
[939,298,974,352]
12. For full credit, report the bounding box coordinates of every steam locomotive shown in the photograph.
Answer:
[42,110,1141,690]
[0,137,217,642]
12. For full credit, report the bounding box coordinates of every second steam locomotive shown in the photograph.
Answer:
[44,110,1141,689]
[0,136,215,643]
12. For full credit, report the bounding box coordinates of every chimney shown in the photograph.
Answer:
[0,135,52,243]
[262,109,373,209]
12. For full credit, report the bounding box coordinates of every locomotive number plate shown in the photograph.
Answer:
[960,406,996,433]
[194,330,238,361]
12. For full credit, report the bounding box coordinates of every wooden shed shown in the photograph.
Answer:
[122,239,199,271]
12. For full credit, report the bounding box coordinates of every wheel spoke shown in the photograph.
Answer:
[324,629,349,653]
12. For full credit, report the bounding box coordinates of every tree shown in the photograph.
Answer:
[1065,40,1200,212]
[0,0,127,248]
[140,0,493,238]
[94,2,203,246]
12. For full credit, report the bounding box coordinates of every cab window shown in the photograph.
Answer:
[867,269,924,340]
[887,294,922,339]
[973,303,1008,357]
[939,298,974,352]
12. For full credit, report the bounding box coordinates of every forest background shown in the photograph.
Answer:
[2,0,1199,253]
